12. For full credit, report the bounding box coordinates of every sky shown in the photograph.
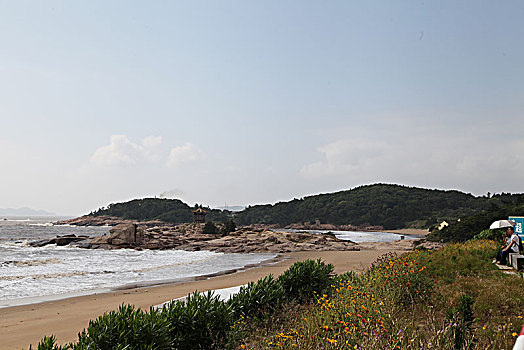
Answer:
[1,1,524,216]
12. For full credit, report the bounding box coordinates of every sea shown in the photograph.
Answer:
[280,229,416,243]
[0,217,413,308]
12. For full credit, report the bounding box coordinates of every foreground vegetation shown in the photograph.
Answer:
[239,240,524,349]
[32,259,335,350]
[33,239,524,349]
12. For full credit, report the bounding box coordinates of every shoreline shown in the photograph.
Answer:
[0,247,409,350]
[0,229,423,309]
[379,228,429,237]
[0,254,282,309]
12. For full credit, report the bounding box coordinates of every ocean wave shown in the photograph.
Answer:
[0,240,30,248]
[133,254,219,273]
[1,258,62,267]
[28,222,54,227]
[0,270,88,281]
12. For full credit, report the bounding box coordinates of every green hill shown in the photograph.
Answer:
[87,184,524,232]
[90,198,230,224]
[427,197,524,242]
[234,184,493,229]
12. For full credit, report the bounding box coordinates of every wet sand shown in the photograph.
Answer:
[380,228,429,237]
[0,244,414,349]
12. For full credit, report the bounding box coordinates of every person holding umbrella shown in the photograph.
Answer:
[495,226,520,265]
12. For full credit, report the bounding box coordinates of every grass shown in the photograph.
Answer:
[238,240,524,349]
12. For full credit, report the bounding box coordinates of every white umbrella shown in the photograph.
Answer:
[489,219,516,229]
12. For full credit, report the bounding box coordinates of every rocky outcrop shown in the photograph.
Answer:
[82,224,360,253]
[88,223,144,248]
[29,234,90,247]
[55,215,167,228]
[284,223,384,232]
[30,222,435,254]
[56,216,385,232]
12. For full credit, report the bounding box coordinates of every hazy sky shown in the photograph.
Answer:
[1,1,523,215]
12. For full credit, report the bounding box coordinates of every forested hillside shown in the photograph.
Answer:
[428,197,524,242]
[234,184,494,229]
[90,198,230,224]
[87,184,523,231]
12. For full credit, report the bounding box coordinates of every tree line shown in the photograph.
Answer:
[88,184,524,234]
[90,198,230,224]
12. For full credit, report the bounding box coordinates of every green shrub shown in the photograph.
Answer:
[473,229,504,243]
[277,258,334,303]
[31,259,345,349]
[202,221,218,234]
[228,274,284,320]
[74,304,171,349]
[221,219,236,235]
[161,291,233,349]
[30,336,62,350]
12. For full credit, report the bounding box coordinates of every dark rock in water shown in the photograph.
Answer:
[29,235,90,247]
[54,237,81,246]
[76,243,92,249]
[29,239,53,247]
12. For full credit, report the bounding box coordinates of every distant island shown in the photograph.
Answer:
[214,205,245,212]
[0,207,56,216]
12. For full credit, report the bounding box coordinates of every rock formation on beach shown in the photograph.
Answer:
[49,216,438,253]
[37,219,363,253]
[82,223,360,253]
[56,215,383,232]
[56,215,164,227]
[30,234,91,247]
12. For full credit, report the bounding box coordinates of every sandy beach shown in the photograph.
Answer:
[0,240,418,349]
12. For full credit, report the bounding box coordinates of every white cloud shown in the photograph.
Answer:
[140,136,163,161]
[166,142,203,168]
[90,135,162,166]
[300,139,387,178]
[299,128,524,196]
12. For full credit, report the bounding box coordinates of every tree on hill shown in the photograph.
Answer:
[202,221,218,234]
[234,184,492,229]
[221,219,236,235]
[90,198,230,224]
[86,185,524,230]
[427,198,524,242]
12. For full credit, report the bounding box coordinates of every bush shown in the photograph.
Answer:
[74,304,171,349]
[31,259,343,349]
[473,229,504,243]
[278,259,334,303]
[221,219,236,235]
[161,291,233,349]
[228,275,284,320]
[30,336,62,350]
[202,221,218,234]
